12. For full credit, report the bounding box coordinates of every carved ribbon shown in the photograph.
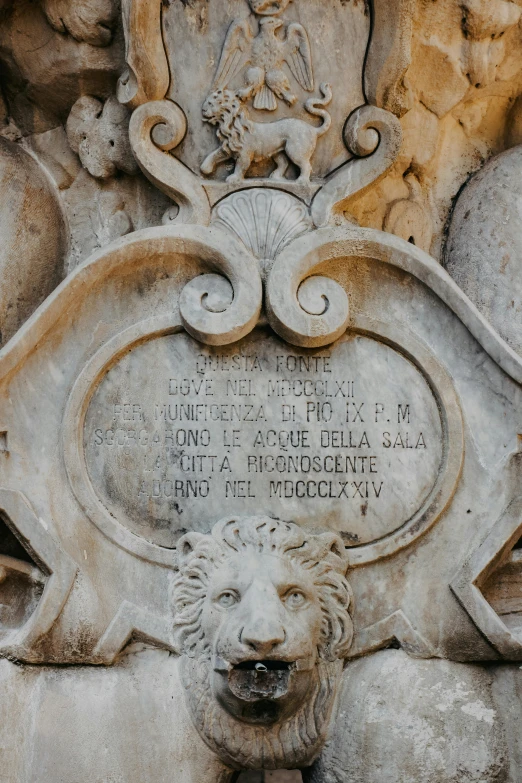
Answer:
[364,0,415,117]
[129,100,211,226]
[117,0,170,109]
[311,105,402,228]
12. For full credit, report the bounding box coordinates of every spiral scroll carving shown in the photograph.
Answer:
[179,228,262,346]
[266,232,350,348]
[311,105,402,228]
[129,100,211,226]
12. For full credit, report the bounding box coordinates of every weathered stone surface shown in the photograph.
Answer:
[307,650,516,782]
[66,95,138,179]
[42,0,119,46]
[0,1,123,134]
[445,145,522,357]
[0,138,65,346]
[0,649,232,782]
[0,222,518,671]
[83,329,444,547]
[0,648,521,782]
[0,0,521,780]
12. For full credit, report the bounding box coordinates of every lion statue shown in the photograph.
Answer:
[172,515,353,772]
[200,83,332,184]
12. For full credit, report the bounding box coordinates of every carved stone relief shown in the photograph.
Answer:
[41,0,119,45]
[174,516,352,771]
[0,0,522,781]
[201,83,332,184]
[199,3,328,184]
[66,96,139,180]
[211,188,312,273]
[212,5,315,111]
[73,325,461,556]
[118,0,403,226]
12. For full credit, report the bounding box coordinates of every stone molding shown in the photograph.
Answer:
[0,489,77,663]
[451,495,522,660]
[1,224,522,383]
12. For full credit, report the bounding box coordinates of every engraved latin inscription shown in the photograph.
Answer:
[84,330,443,548]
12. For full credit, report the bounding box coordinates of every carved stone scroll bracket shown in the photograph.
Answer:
[93,601,178,665]
[267,269,349,349]
[0,489,77,664]
[179,228,262,346]
[117,0,170,110]
[129,100,211,226]
[348,611,434,660]
[64,228,261,564]
[365,0,415,117]
[451,496,522,660]
[266,233,350,348]
[268,225,522,384]
[311,105,403,228]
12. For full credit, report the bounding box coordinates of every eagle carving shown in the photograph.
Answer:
[213,16,314,111]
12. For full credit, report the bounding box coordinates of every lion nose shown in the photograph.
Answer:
[240,618,286,656]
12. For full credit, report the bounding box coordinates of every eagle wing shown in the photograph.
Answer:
[213,19,253,90]
[284,23,314,92]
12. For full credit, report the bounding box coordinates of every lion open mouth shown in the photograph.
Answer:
[234,660,292,672]
[228,659,294,702]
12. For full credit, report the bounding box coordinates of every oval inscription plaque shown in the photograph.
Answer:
[83,328,445,549]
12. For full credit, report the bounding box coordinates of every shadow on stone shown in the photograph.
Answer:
[236,772,303,782]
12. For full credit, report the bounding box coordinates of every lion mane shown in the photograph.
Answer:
[202,89,253,156]
[172,516,353,771]
[172,516,353,662]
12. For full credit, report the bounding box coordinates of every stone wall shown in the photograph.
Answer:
[0,1,522,781]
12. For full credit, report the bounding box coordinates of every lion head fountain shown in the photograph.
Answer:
[172,516,353,771]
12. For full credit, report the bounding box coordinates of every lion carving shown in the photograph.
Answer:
[172,516,353,772]
[200,84,332,183]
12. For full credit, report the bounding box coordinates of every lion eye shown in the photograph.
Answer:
[284,590,307,609]
[217,591,239,608]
